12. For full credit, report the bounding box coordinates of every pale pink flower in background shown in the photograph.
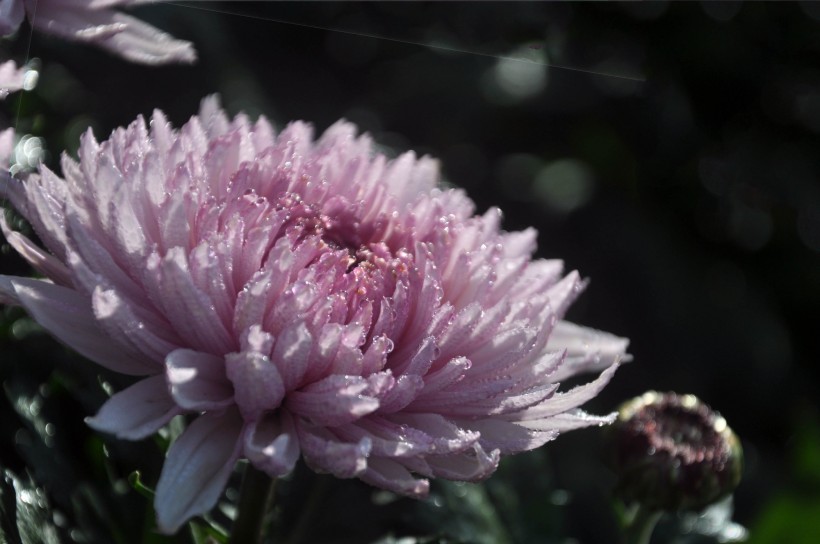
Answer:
[0,0,195,64]
[0,97,629,533]
[0,58,16,168]
[0,126,13,168]
[0,59,25,98]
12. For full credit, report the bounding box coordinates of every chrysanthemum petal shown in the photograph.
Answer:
[296,423,371,478]
[226,350,285,421]
[6,277,156,375]
[26,2,196,65]
[376,374,425,413]
[0,60,25,97]
[520,409,617,432]
[425,443,500,482]
[86,375,179,439]
[418,356,471,396]
[508,363,620,421]
[385,412,480,454]
[27,2,124,41]
[97,12,196,65]
[154,410,243,534]
[244,411,300,477]
[361,457,429,497]
[12,167,70,260]
[461,418,558,455]
[0,212,73,285]
[153,248,236,354]
[92,285,178,363]
[335,416,434,457]
[0,3,24,36]
[287,375,379,427]
[270,321,313,390]
[166,349,233,410]
[547,320,631,380]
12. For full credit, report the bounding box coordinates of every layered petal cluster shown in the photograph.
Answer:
[0,97,629,533]
[0,0,195,64]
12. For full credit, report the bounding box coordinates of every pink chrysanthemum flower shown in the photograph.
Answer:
[0,0,195,65]
[0,97,629,533]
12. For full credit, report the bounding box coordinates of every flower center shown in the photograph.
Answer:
[611,391,743,511]
[636,399,724,464]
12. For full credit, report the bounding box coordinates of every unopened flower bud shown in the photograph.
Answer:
[610,391,742,512]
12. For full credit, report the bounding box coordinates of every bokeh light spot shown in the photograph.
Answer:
[532,158,594,213]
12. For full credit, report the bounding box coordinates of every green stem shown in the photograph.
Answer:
[231,464,276,544]
[622,504,661,544]
[283,474,329,544]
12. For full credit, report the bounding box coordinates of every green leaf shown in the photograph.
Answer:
[128,471,156,499]
[746,495,820,544]
[744,417,820,544]
[792,417,820,486]
[190,519,230,544]
[0,469,61,544]
[418,481,513,544]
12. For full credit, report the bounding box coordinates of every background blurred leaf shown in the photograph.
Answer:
[745,416,820,544]
[0,468,60,544]
[746,495,820,544]
[791,417,820,486]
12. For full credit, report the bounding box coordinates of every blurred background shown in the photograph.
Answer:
[1,2,819,543]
